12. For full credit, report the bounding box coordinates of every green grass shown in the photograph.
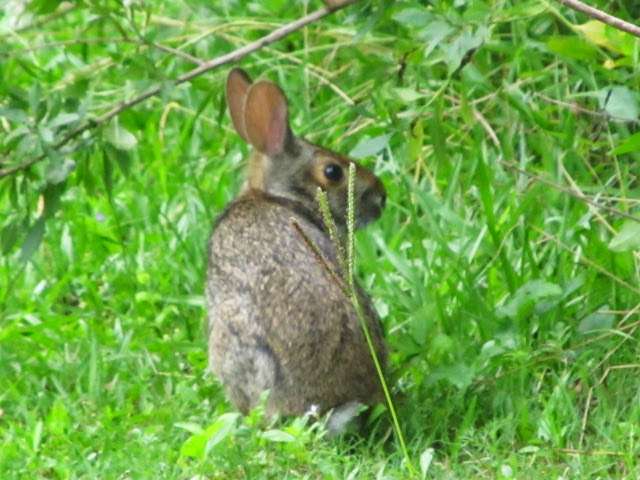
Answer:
[1,0,640,478]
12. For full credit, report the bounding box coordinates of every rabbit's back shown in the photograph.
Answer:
[206,193,385,415]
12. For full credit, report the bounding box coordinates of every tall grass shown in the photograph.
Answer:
[1,0,639,478]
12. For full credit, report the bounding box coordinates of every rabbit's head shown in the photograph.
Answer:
[226,68,385,229]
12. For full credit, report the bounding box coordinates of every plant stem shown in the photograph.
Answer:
[345,163,416,476]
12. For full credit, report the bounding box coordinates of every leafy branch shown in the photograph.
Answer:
[0,0,359,180]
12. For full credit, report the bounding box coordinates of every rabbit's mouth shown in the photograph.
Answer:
[356,189,386,227]
[356,205,383,228]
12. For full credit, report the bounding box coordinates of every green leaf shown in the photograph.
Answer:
[574,21,635,56]
[612,132,640,155]
[28,0,65,14]
[498,280,562,320]
[429,332,454,361]
[0,107,29,123]
[394,88,426,103]
[179,413,240,460]
[419,20,454,58]
[179,430,208,461]
[32,420,44,452]
[578,306,615,334]
[260,429,296,443]
[103,151,113,196]
[42,183,64,219]
[1,220,20,254]
[500,1,547,18]
[104,121,138,151]
[46,398,70,436]
[608,221,640,252]
[349,134,390,159]
[20,218,45,262]
[439,363,474,390]
[392,7,432,27]
[46,158,76,185]
[420,447,435,478]
[49,112,80,128]
[111,147,132,177]
[174,422,204,434]
[598,86,639,122]
[442,27,485,74]
[547,36,599,61]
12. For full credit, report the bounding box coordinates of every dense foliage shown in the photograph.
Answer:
[1,0,639,477]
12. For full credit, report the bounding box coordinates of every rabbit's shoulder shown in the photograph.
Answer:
[212,193,330,250]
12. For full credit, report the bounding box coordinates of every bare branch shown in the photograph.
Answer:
[557,0,640,38]
[0,0,360,179]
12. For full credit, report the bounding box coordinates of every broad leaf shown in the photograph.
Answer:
[598,86,639,122]
[498,280,562,320]
[442,27,486,74]
[1,220,20,254]
[609,221,640,252]
[349,134,390,159]
[420,447,435,478]
[261,429,296,443]
[547,36,599,61]
[104,121,138,151]
[179,413,240,460]
[392,7,432,27]
[46,158,76,185]
[20,218,45,262]
[612,132,640,155]
[578,306,615,333]
[574,21,635,56]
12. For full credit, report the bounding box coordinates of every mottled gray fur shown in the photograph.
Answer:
[206,68,387,424]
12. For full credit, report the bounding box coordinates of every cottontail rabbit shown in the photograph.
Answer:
[206,68,387,429]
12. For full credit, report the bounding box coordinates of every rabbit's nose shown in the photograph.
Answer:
[363,189,386,220]
[370,189,385,211]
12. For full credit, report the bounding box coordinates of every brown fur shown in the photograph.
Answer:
[206,68,387,418]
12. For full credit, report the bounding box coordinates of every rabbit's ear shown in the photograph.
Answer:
[243,81,292,156]
[226,68,253,142]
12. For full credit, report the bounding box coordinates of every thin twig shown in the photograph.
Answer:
[501,161,640,225]
[558,447,625,457]
[557,0,640,38]
[578,363,640,446]
[578,386,593,448]
[597,364,640,386]
[580,324,640,414]
[573,308,640,350]
[216,30,356,105]
[558,161,614,234]
[1,36,203,65]
[0,0,360,179]
[147,41,204,66]
[0,2,76,37]
[535,92,639,129]
[531,225,640,296]
[473,307,640,388]
[473,109,500,148]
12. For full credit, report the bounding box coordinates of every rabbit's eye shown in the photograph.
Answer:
[323,164,343,182]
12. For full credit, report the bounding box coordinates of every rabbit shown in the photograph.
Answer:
[206,68,387,432]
